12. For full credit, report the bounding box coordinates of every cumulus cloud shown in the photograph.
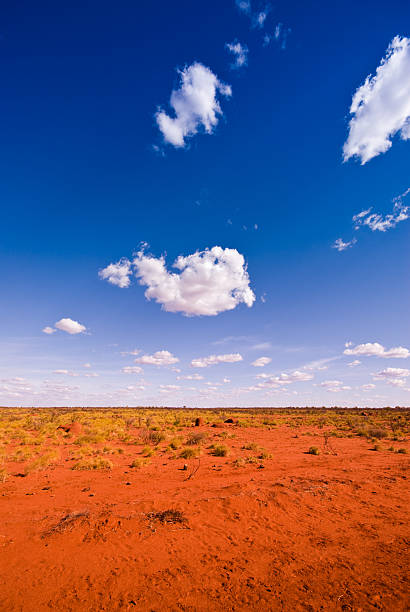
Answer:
[52,369,78,377]
[155,62,232,147]
[122,366,143,374]
[135,350,179,366]
[226,41,248,69]
[362,383,376,390]
[191,353,243,368]
[98,258,132,288]
[54,318,86,335]
[348,360,361,367]
[332,237,357,252]
[256,370,313,387]
[101,245,255,317]
[343,36,410,164]
[251,357,272,367]
[319,380,351,391]
[373,367,410,387]
[177,373,204,380]
[344,342,409,359]
[42,326,56,335]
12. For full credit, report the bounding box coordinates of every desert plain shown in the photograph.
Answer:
[0,407,408,611]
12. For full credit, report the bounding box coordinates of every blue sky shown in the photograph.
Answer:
[1,0,410,407]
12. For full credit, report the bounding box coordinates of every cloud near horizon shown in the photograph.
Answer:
[191,353,243,368]
[343,35,410,164]
[100,246,255,317]
[135,350,179,366]
[155,62,231,148]
[344,342,409,359]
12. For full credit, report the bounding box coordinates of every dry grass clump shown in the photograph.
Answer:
[24,450,60,474]
[179,447,200,459]
[0,466,8,482]
[72,457,113,470]
[130,458,150,468]
[168,437,183,450]
[307,446,320,455]
[43,511,89,537]
[242,442,260,452]
[142,446,155,457]
[140,429,166,446]
[186,432,207,446]
[396,447,407,454]
[146,509,187,526]
[210,444,230,457]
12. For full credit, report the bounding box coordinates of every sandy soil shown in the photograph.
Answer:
[0,423,409,611]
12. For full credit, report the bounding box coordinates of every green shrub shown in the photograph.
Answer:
[211,444,229,457]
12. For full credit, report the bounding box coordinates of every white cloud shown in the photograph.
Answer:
[343,36,410,164]
[83,363,91,368]
[55,318,86,335]
[101,246,255,317]
[223,377,230,383]
[226,41,248,69]
[191,353,243,368]
[235,0,251,14]
[53,369,78,377]
[177,373,204,380]
[84,372,98,377]
[362,383,376,390]
[344,342,409,359]
[373,367,410,387]
[155,62,231,147]
[159,384,181,391]
[348,360,361,367]
[319,380,351,392]
[256,370,313,387]
[254,9,269,28]
[352,188,409,233]
[133,246,255,316]
[99,258,132,288]
[42,326,56,335]
[122,366,143,374]
[135,350,179,366]
[251,356,272,367]
[332,237,357,252]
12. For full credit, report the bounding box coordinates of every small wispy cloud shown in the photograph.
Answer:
[333,188,409,251]
[225,40,249,69]
[332,237,357,252]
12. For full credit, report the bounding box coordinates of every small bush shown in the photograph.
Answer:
[259,451,272,460]
[211,444,229,457]
[72,457,113,470]
[0,466,8,483]
[130,458,150,468]
[186,432,207,446]
[179,447,199,459]
[307,446,320,455]
[142,446,155,457]
[242,443,259,452]
[396,448,407,454]
[24,450,60,474]
[168,437,183,450]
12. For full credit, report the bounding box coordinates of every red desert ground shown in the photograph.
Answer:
[0,407,408,611]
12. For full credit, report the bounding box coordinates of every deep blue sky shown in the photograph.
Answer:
[1,0,409,406]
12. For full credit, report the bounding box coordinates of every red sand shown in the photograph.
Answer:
[0,425,409,611]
